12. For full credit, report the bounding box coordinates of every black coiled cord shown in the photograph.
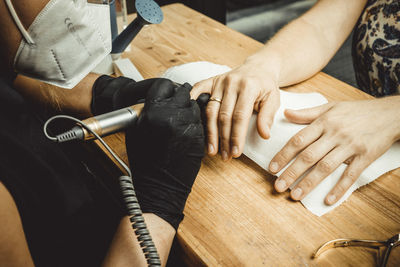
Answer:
[44,115,161,266]
[119,176,160,265]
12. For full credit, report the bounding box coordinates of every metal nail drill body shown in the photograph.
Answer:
[56,103,144,142]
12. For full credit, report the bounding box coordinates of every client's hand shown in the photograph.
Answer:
[270,97,400,205]
[125,79,205,230]
[190,64,280,161]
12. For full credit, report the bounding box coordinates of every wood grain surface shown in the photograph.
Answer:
[101,4,400,266]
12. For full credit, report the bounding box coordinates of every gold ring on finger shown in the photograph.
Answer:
[209,97,222,103]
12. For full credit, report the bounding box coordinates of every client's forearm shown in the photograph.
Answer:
[243,0,366,87]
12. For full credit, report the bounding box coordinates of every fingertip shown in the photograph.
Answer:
[207,143,218,156]
[284,109,299,121]
[325,194,337,205]
[232,153,242,158]
[290,187,303,201]
[269,161,279,173]
[257,109,274,139]
[231,146,241,158]
[221,150,229,161]
[257,124,270,139]
[284,108,294,116]
[274,179,287,192]
[207,143,214,154]
[264,129,270,139]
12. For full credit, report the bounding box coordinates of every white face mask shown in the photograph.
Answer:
[5,0,112,89]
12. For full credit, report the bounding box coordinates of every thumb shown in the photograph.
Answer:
[284,102,333,124]
[257,89,280,139]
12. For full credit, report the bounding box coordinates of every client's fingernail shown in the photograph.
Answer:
[269,162,279,173]
[275,180,286,192]
[326,194,336,205]
[291,188,303,200]
[232,146,239,156]
[222,150,228,161]
[208,144,214,154]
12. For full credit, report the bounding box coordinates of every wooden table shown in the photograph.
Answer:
[104,4,400,266]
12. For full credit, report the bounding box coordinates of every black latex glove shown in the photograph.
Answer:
[196,93,211,137]
[91,75,161,115]
[126,79,205,230]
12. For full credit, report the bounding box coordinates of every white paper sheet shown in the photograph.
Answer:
[161,61,400,216]
[244,90,400,216]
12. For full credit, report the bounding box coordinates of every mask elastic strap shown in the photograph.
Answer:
[4,0,35,45]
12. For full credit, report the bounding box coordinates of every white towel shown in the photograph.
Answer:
[161,61,400,216]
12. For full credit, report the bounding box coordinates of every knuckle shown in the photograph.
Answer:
[241,77,255,87]
[336,176,354,194]
[283,168,298,182]
[301,178,314,190]
[276,150,289,164]
[243,83,260,96]
[344,170,357,182]
[230,129,241,139]
[232,110,248,123]
[225,73,240,84]
[334,184,346,195]
[207,132,216,142]
[351,141,368,154]
[300,150,315,164]
[320,116,338,128]
[206,105,218,118]
[230,136,241,147]
[336,127,354,139]
[230,130,242,143]
[220,135,229,145]
[337,130,350,142]
[318,160,334,173]
[333,169,360,195]
[218,111,232,126]
[291,134,305,148]
[320,115,332,124]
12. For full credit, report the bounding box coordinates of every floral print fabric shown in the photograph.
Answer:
[352,0,400,96]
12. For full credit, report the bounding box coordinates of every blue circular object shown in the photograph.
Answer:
[135,0,163,25]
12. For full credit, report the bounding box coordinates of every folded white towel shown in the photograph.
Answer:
[161,61,400,216]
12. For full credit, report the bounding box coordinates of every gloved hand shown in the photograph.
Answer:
[125,79,205,230]
[91,75,161,115]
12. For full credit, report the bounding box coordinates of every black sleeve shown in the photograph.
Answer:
[0,78,125,267]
